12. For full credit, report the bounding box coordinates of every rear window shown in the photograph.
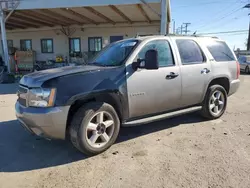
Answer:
[206,41,235,62]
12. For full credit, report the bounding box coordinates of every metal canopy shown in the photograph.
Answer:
[5,3,162,30]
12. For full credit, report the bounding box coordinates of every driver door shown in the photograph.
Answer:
[126,39,182,118]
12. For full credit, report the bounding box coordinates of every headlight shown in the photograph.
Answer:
[28,88,56,107]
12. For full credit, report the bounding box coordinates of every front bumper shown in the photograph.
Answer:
[15,102,70,140]
[228,79,240,96]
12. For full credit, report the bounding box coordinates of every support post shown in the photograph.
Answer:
[160,0,167,35]
[0,7,10,73]
[247,20,250,50]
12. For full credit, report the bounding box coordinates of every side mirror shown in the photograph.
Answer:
[132,49,159,70]
[144,49,159,70]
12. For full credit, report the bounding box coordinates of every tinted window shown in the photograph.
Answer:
[137,40,174,67]
[206,41,235,61]
[176,39,205,64]
[238,56,246,64]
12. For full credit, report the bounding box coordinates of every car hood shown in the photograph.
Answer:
[20,65,107,87]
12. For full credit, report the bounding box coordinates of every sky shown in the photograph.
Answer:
[170,0,250,50]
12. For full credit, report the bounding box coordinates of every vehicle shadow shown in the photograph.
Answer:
[240,72,250,75]
[0,112,207,172]
[0,83,18,95]
[118,112,205,143]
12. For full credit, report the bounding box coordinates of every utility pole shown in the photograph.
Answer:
[180,25,183,34]
[172,19,175,34]
[244,4,250,50]
[0,0,19,73]
[182,22,191,35]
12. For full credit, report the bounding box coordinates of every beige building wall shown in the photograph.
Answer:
[1,25,160,61]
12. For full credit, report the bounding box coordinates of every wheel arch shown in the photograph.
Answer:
[65,91,125,138]
[202,77,230,102]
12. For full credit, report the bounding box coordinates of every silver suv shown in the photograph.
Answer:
[16,35,240,155]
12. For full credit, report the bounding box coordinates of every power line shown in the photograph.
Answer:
[195,6,243,30]
[202,14,247,31]
[198,29,248,35]
[192,3,244,27]
[172,0,244,8]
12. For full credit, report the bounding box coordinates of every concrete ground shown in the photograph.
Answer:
[0,75,250,188]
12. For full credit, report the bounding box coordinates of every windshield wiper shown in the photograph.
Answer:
[89,62,119,67]
[89,62,106,67]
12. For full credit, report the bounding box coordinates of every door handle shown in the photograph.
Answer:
[201,68,210,74]
[166,72,179,79]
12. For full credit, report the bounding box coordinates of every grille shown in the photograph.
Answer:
[17,85,28,107]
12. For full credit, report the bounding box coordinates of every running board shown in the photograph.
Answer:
[123,106,202,127]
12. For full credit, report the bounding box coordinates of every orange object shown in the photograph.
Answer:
[48,88,56,107]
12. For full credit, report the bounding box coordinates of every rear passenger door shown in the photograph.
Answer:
[175,39,212,107]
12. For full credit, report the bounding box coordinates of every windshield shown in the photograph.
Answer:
[89,39,139,66]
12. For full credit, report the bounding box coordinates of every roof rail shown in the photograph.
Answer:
[166,33,219,39]
[135,34,155,38]
[135,33,219,39]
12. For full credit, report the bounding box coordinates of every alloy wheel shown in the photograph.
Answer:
[209,90,225,116]
[86,111,115,148]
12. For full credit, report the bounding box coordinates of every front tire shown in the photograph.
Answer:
[70,102,120,156]
[201,85,227,120]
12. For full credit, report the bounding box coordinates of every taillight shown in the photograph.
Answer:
[236,61,240,79]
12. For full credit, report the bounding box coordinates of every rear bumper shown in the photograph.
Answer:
[228,79,240,96]
[15,102,70,140]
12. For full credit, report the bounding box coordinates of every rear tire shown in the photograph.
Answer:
[245,66,250,74]
[200,85,227,120]
[70,102,120,156]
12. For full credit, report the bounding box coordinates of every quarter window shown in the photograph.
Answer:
[206,41,235,62]
[41,39,53,53]
[20,39,32,51]
[137,40,174,67]
[176,39,205,64]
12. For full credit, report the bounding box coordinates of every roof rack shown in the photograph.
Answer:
[165,33,219,39]
[135,33,219,39]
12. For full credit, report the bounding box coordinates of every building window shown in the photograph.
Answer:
[88,37,102,52]
[20,39,32,51]
[69,38,81,53]
[41,39,53,53]
[7,40,13,48]
[1,40,13,49]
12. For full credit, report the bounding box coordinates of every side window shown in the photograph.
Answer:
[137,40,174,67]
[206,41,235,62]
[176,39,205,65]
